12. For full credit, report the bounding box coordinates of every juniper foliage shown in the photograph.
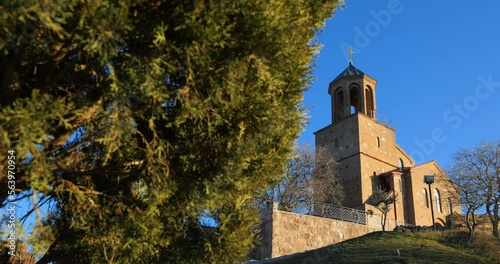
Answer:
[0,0,340,262]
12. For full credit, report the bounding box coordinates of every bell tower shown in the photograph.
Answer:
[328,62,377,123]
[315,60,405,209]
[314,55,458,228]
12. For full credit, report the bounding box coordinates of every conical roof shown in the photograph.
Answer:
[332,62,365,82]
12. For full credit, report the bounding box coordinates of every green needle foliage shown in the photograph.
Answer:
[0,0,340,263]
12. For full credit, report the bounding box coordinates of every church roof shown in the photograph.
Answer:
[332,62,366,82]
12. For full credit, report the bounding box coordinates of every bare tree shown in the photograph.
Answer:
[369,188,397,231]
[255,144,343,213]
[446,167,483,241]
[448,140,500,239]
[312,146,345,208]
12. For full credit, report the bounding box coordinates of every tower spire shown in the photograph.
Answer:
[345,46,355,65]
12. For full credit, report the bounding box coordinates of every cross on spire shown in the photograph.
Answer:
[346,46,355,64]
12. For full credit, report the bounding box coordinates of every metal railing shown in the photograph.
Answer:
[312,203,367,225]
[376,113,395,128]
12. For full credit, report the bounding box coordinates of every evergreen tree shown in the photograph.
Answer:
[0,0,340,262]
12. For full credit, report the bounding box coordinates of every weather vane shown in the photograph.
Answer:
[346,46,355,64]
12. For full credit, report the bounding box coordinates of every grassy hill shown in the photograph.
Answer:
[255,231,500,264]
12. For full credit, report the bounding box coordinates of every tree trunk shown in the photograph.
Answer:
[465,208,476,242]
[492,203,499,238]
[486,203,499,238]
[381,212,387,231]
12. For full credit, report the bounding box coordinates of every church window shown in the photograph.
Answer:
[376,137,380,147]
[434,189,442,213]
[447,198,453,215]
[365,86,374,118]
[423,189,429,208]
[349,86,359,115]
[398,158,404,172]
[335,88,344,121]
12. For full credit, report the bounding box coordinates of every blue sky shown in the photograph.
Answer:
[299,0,500,169]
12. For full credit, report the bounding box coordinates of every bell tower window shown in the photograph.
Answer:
[365,86,374,118]
[335,89,344,122]
[349,86,360,115]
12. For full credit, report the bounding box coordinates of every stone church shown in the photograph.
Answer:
[249,62,462,261]
[314,62,460,227]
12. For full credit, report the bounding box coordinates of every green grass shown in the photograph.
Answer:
[261,231,499,264]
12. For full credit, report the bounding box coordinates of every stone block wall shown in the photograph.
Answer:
[406,161,461,226]
[251,202,380,260]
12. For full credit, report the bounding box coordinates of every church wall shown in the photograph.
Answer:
[391,173,407,225]
[357,114,413,172]
[338,155,363,207]
[359,156,395,203]
[356,113,414,224]
[358,155,407,225]
[404,172,418,225]
[315,114,360,160]
[315,113,417,211]
[401,172,414,224]
[315,114,363,208]
[358,113,396,157]
[406,162,461,226]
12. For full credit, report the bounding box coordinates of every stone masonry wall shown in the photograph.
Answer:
[251,202,381,260]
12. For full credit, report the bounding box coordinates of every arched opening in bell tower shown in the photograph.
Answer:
[365,86,374,118]
[335,88,344,121]
[349,86,360,115]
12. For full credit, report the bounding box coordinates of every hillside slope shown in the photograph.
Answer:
[256,231,497,264]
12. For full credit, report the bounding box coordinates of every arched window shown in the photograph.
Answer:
[365,86,374,118]
[423,189,429,208]
[335,89,344,121]
[376,137,380,147]
[434,189,442,213]
[349,86,359,115]
[447,198,453,215]
[398,158,404,172]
